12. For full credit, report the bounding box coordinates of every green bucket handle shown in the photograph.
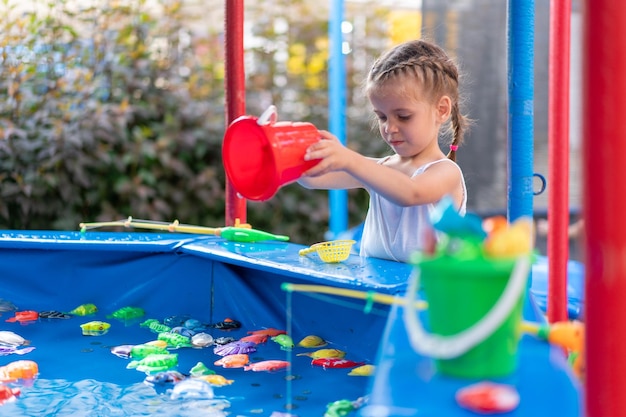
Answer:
[403,256,531,359]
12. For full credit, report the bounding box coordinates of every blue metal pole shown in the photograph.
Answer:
[507,0,537,322]
[328,0,348,238]
[507,0,535,222]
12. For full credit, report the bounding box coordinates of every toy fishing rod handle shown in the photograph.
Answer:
[403,256,530,360]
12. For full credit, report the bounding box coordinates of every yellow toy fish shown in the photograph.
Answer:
[297,335,328,348]
[484,217,534,258]
[194,374,234,387]
[348,364,376,376]
[80,321,111,336]
[68,303,98,316]
[297,348,345,359]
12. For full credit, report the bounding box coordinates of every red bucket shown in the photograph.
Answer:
[222,106,321,201]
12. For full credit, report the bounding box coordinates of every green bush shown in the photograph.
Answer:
[0,0,390,244]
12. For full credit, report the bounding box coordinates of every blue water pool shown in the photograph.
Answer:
[0,231,409,416]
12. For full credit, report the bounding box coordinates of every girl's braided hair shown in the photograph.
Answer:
[366,40,470,162]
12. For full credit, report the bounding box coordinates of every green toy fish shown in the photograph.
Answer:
[68,303,98,316]
[107,307,145,321]
[140,319,171,334]
[271,334,294,351]
[158,332,192,348]
[127,353,178,374]
[130,344,169,359]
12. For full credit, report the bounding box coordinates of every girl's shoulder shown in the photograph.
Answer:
[411,158,461,177]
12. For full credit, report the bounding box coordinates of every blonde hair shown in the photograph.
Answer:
[366,40,469,162]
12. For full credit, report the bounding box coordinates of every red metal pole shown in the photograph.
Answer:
[583,1,626,415]
[547,0,570,323]
[224,0,247,225]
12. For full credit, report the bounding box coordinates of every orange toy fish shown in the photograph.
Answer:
[214,354,249,368]
[243,360,290,372]
[5,311,39,324]
[0,360,39,382]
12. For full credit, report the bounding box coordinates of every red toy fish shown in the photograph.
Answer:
[247,328,286,337]
[0,384,20,405]
[239,334,269,344]
[243,360,290,372]
[5,311,39,324]
[311,358,365,369]
[455,382,520,414]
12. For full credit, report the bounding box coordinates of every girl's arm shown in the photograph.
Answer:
[303,132,462,207]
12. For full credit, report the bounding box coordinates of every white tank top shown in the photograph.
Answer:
[359,158,467,263]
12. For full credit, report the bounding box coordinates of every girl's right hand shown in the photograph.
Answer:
[303,130,354,177]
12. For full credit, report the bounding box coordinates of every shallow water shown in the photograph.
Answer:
[0,310,374,417]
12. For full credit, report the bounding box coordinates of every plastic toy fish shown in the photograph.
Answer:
[271,334,294,350]
[141,319,171,334]
[145,340,168,349]
[189,361,215,377]
[0,385,20,406]
[0,298,18,314]
[163,315,191,327]
[297,335,327,348]
[247,328,286,337]
[324,397,367,417]
[239,334,268,345]
[183,318,207,332]
[80,321,111,336]
[348,364,376,376]
[191,332,214,348]
[130,344,169,359]
[107,306,145,321]
[157,332,192,348]
[68,303,98,316]
[194,374,234,387]
[213,341,257,356]
[170,378,214,400]
[214,336,236,345]
[210,318,241,330]
[0,345,35,357]
[311,358,365,369]
[111,344,134,359]
[214,353,250,369]
[297,348,345,359]
[144,370,186,386]
[0,331,29,346]
[455,382,520,414]
[5,310,39,324]
[483,217,534,258]
[430,195,487,241]
[244,360,290,372]
[127,353,178,374]
[0,360,39,382]
[171,326,195,338]
[38,310,71,319]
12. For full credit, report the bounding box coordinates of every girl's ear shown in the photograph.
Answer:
[436,95,452,123]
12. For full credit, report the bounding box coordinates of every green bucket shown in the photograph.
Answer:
[404,255,530,379]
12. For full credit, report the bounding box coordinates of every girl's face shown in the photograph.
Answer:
[368,79,449,159]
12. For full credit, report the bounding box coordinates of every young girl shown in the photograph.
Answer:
[298,39,469,263]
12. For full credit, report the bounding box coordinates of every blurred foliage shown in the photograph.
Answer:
[0,0,395,244]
